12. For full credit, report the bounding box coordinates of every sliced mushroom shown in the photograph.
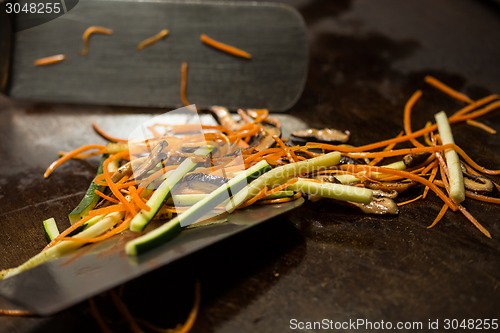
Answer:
[349,197,399,215]
[210,105,241,131]
[291,128,350,144]
[460,162,495,194]
[253,125,281,152]
[182,172,229,193]
[372,189,399,199]
[364,180,416,193]
[132,140,168,180]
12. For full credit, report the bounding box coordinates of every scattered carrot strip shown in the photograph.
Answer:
[80,26,113,56]
[428,203,448,229]
[129,185,151,212]
[465,119,497,134]
[258,191,303,205]
[43,212,97,250]
[0,309,34,316]
[44,144,107,178]
[94,189,120,203]
[92,122,128,142]
[423,161,439,198]
[176,281,201,333]
[463,191,500,204]
[403,90,425,148]
[450,94,499,119]
[342,164,458,211]
[102,151,137,216]
[450,100,500,123]
[61,217,130,244]
[424,75,473,104]
[89,298,114,333]
[200,33,252,59]
[137,28,169,50]
[33,54,66,66]
[397,194,423,206]
[369,132,403,166]
[180,61,190,106]
[110,289,143,333]
[457,204,491,238]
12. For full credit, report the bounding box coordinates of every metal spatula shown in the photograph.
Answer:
[0,0,308,111]
[0,198,304,315]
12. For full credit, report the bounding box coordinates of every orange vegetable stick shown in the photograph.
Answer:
[137,28,169,50]
[33,54,66,66]
[80,26,113,56]
[200,33,252,59]
[424,75,473,104]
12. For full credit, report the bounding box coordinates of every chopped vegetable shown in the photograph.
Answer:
[33,54,66,66]
[137,28,170,50]
[42,217,60,242]
[434,111,465,204]
[80,26,113,56]
[129,146,213,232]
[200,33,252,59]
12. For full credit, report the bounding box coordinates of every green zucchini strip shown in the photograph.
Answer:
[129,146,212,232]
[68,156,107,224]
[288,179,372,203]
[2,211,124,280]
[434,111,465,204]
[42,217,60,242]
[226,151,342,213]
[125,160,270,256]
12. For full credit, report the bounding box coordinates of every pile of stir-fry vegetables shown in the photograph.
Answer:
[1,76,499,283]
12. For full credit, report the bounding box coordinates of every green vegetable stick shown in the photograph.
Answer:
[434,111,465,204]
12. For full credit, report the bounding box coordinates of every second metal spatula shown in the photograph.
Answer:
[1,0,309,111]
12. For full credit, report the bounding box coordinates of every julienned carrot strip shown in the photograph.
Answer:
[180,61,190,106]
[423,162,439,198]
[87,204,126,217]
[397,194,423,206]
[44,144,107,178]
[92,122,128,143]
[450,100,500,123]
[176,281,201,333]
[110,289,143,333]
[451,144,500,175]
[450,94,499,119]
[137,28,169,50]
[129,186,151,212]
[369,132,403,166]
[457,205,491,238]
[466,119,497,134]
[341,164,458,211]
[33,54,66,66]
[43,212,97,250]
[344,144,456,159]
[404,90,425,148]
[0,309,33,316]
[89,298,113,333]
[62,217,131,243]
[80,26,113,56]
[432,180,500,204]
[94,189,120,204]
[424,75,473,104]
[200,33,252,59]
[273,135,298,163]
[428,204,448,228]
[103,151,137,216]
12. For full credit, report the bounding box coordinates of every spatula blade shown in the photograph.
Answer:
[4,0,308,111]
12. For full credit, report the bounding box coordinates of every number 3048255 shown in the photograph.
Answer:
[6,2,62,14]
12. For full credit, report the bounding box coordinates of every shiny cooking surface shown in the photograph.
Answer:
[1,0,499,332]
